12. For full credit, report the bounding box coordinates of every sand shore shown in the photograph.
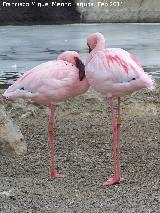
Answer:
[0,86,159,212]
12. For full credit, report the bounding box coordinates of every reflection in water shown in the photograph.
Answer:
[0,24,160,88]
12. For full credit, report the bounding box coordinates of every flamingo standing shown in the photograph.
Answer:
[85,32,154,185]
[3,51,89,178]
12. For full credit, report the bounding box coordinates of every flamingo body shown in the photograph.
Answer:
[4,54,89,104]
[85,32,154,186]
[86,47,154,97]
[3,51,89,178]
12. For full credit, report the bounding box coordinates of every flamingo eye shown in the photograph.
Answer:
[132,78,136,80]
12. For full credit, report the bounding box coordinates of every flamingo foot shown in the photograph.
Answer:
[51,172,64,178]
[103,176,124,186]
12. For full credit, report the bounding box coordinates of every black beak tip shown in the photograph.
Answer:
[87,43,92,53]
[75,58,85,81]
[89,47,92,53]
[79,73,84,81]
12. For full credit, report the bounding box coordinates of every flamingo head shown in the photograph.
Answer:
[57,51,85,81]
[87,32,105,53]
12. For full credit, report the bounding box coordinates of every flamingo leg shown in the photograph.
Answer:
[103,97,122,185]
[48,104,64,178]
[116,97,123,181]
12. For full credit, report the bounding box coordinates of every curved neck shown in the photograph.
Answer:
[86,35,105,65]
[95,35,106,51]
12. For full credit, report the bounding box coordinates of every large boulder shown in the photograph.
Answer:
[76,0,160,23]
[0,105,27,156]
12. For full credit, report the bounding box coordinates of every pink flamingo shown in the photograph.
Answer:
[3,51,89,178]
[85,32,154,186]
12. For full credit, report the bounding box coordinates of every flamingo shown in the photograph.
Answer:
[3,51,89,178]
[85,32,154,185]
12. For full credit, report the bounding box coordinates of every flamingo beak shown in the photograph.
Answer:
[75,58,85,81]
[87,43,92,53]
[89,47,92,53]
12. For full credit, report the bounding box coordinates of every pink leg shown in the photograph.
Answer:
[116,97,123,182]
[48,105,64,178]
[103,97,122,186]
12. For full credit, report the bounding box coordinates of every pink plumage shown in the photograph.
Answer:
[4,51,89,105]
[3,51,89,178]
[86,33,154,97]
[85,32,155,185]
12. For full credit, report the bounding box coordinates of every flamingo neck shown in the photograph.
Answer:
[86,36,105,65]
[95,36,106,51]
[91,35,106,56]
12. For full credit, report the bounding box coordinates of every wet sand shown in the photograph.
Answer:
[0,87,160,212]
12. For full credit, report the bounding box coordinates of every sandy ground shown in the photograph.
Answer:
[0,86,160,213]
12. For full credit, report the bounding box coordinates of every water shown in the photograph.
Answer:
[0,23,160,88]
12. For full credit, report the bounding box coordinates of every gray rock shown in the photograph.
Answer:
[0,105,27,156]
[76,0,160,23]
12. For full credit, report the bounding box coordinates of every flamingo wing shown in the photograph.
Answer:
[3,60,79,103]
[87,48,145,84]
[105,48,145,83]
[4,60,75,94]
[85,49,154,96]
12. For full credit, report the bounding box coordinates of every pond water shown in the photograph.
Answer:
[0,23,160,88]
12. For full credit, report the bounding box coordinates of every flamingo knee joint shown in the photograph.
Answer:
[48,123,53,132]
[117,116,122,125]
